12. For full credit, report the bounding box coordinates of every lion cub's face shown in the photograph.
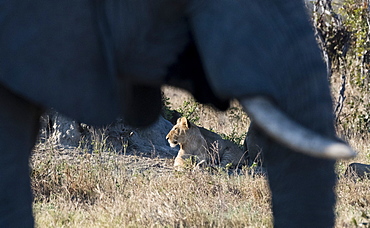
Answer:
[166,117,191,147]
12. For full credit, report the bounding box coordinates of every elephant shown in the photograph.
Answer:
[0,0,355,227]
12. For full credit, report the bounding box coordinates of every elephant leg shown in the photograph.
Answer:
[0,85,42,228]
[259,70,337,227]
[244,123,264,166]
[264,143,336,228]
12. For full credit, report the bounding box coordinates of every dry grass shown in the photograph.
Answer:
[31,146,272,227]
[31,87,370,227]
[335,136,370,227]
[336,177,370,227]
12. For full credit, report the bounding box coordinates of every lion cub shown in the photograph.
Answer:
[166,117,246,169]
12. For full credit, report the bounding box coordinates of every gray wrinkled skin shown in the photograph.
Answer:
[0,1,337,227]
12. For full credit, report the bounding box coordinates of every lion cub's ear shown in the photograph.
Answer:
[179,117,191,129]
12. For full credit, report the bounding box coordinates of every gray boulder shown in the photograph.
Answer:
[39,111,177,157]
[345,163,370,179]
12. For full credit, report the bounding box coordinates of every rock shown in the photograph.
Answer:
[38,111,178,158]
[39,110,82,148]
[130,116,178,157]
[344,163,370,179]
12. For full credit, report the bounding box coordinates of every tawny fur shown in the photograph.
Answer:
[166,117,246,169]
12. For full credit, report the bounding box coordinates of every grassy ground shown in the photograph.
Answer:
[31,151,272,227]
[31,86,370,227]
[335,136,370,228]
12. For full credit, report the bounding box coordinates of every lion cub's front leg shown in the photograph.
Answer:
[174,153,185,168]
[174,149,207,170]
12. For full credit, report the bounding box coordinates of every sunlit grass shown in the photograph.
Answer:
[31,147,272,227]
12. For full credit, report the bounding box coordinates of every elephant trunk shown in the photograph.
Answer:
[240,97,356,159]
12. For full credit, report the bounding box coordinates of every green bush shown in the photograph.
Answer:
[313,0,370,136]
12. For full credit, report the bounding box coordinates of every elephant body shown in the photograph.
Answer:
[0,0,330,126]
[0,1,340,227]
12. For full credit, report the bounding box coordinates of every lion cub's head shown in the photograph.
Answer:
[166,117,193,147]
